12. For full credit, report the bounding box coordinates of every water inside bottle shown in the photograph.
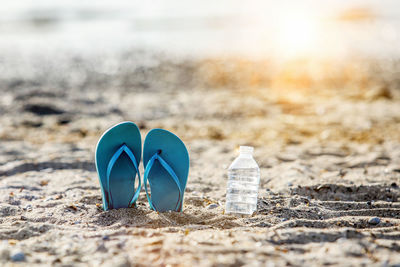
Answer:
[225,167,260,215]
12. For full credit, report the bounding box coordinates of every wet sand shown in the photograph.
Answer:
[0,53,400,266]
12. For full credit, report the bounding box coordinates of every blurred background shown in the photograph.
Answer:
[1,0,400,93]
[0,0,399,148]
[1,0,400,58]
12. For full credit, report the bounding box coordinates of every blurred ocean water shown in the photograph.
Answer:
[0,0,399,59]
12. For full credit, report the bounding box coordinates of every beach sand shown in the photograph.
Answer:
[0,53,400,266]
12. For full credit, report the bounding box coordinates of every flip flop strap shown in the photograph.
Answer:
[144,153,183,211]
[106,144,141,209]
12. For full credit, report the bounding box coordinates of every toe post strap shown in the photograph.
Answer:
[144,152,183,212]
[106,144,141,209]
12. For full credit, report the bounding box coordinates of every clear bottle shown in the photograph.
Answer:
[225,146,260,215]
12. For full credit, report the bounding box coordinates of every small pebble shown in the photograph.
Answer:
[287,182,293,187]
[10,251,25,262]
[45,197,54,202]
[96,243,107,252]
[207,203,219,209]
[24,204,32,212]
[102,235,110,241]
[368,217,380,225]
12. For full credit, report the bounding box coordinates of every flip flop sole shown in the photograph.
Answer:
[95,122,141,210]
[143,129,189,212]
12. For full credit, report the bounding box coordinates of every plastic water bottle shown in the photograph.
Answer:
[225,146,260,215]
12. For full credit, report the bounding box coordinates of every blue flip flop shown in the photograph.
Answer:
[95,122,142,211]
[143,129,189,212]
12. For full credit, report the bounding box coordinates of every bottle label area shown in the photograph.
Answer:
[225,168,260,215]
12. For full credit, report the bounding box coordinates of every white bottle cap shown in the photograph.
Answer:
[239,146,254,154]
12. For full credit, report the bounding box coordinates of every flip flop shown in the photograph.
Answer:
[95,122,142,211]
[143,129,189,212]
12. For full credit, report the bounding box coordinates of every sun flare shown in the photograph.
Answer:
[276,11,319,57]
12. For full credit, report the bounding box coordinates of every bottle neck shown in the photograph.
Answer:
[239,153,253,158]
[238,146,254,157]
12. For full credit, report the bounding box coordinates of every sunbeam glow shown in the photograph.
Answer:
[276,10,319,57]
